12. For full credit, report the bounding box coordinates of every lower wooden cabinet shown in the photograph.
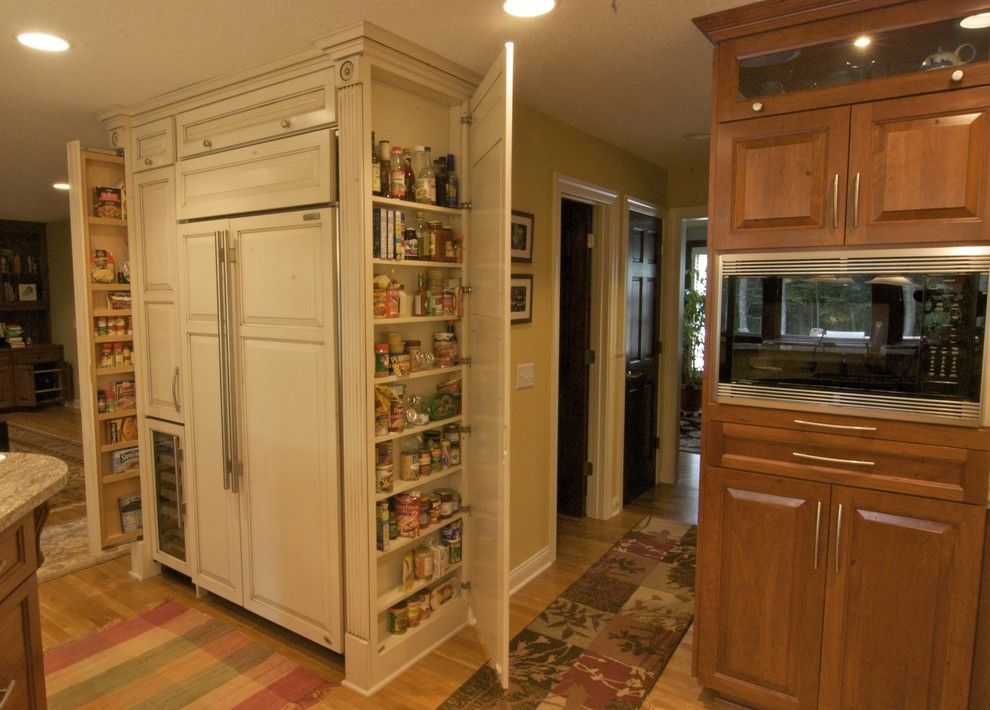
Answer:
[697,465,985,710]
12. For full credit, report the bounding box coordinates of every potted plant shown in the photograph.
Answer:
[681,278,706,412]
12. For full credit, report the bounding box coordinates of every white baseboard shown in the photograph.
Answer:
[509,546,553,595]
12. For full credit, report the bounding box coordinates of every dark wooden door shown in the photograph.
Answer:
[697,466,830,710]
[623,211,660,503]
[847,85,990,245]
[557,199,594,517]
[711,106,850,250]
[819,486,985,709]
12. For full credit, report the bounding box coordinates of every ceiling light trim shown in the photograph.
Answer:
[503,0,556,18]
[17,32,70,52]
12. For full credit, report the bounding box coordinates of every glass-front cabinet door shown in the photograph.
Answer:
[148,420,188,571]
[713,2,990,121]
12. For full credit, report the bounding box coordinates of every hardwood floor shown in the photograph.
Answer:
[4,403,82,441]
[38,450,731,708]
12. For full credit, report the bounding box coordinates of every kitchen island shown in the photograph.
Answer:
[0,452,68,709]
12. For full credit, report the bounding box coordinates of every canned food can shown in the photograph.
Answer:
[415,546,434,580]
[388,603,408,634]
[407,598,421,627]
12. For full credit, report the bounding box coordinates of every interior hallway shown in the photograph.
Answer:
[36,441,725,708]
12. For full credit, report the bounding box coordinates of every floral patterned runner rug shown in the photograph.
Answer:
[440,516,696,709]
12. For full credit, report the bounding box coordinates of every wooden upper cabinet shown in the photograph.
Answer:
[819,486,984,709]
[712,107,849,250]
[847,86,990,245]
[697,466,830,709]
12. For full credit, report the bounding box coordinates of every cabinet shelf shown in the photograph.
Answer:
[101,469,140,484]
[374,315,460,325]
[377,563,463,613]
[97,408,136,421]
[100,440,139,453]
[376,466,462,502]
[372,196,464,218]
[92,308,132,317]
[374,416,463,444]
[375,364,464,385]
[372,259,462,269]
[87,216,128,228]
[95,365,134,375]
[377,514,464,559]
[90,283,131,291]
[104,529,142,546]
[93,334,133,344]
[377,593,469,656]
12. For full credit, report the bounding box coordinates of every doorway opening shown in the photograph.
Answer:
[678,218,708,455]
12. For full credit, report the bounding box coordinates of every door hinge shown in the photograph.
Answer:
[460,115,473,125]
[459,357,472,366]
[587,233,595,249]
[584,349,596,366]
[583,461,593,478]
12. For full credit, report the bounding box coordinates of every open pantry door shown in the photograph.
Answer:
[466,42,513,689]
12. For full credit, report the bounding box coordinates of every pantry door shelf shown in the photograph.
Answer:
[376,514,466,560]
[376,563,463,612]
[374,364,464,385]
[374,416,463,444]
[376,466,462,502]
[371,196,464,218]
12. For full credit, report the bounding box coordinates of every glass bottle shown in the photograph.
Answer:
[402,149,416,202]
[371,131,381,196]
[416,147,437,204]
[414,211,430,260]
[390,147,406,200]
[378,139,391,197]
[435,156,448,207]
[445,154,459,209]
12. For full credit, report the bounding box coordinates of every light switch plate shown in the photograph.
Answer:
[516,362,535,389]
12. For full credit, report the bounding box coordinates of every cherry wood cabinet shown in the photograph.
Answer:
[0,512,45,709]
[698,465,985,710]
[712,85,990,250]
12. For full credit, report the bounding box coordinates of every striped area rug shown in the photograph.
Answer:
[44,601,336,709]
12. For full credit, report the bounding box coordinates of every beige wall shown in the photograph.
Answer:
[666,161,709,209]
[509,103,667,570]
[46,219,80,402]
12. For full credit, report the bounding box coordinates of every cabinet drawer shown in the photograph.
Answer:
[176,131,334,220]
[176,70,334,159]
[131,117,175,171]
[709,421,989,503]
[0,514,37,602]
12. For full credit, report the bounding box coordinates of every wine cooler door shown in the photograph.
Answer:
[152,427,186,563]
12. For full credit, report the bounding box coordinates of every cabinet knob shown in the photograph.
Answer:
[752,101,764,112]
[280,119,291,129]
[951,69,965,83]
[144,158,153,165]
[203,139,212,148]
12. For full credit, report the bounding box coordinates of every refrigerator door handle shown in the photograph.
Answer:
[220,229,242,494]
[215,230,232,492]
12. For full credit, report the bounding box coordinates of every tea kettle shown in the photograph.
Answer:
[922,43,977,70]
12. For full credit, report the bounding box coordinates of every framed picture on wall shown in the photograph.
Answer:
[510,210,534,263]
[510,274,533,324]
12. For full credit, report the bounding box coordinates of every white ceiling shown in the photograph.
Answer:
[0,0,750,224]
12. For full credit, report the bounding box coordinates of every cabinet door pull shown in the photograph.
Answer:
[794,419,877,432]
[215,232,231,492]
[0,680,16,710]
[852,171,861,228]
[793,452,875,467]
[834,504,844,575]
[280,119,291,128]
[831,173,839,229]
[813,501,822,571]
[171,366,181,413]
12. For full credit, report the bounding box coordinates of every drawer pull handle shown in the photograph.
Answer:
[794,419,876,432]
[831,173,839,229]
[0,680,15,710]
[144,158,153,166]
[203,139,213,148]
[813,501,822,571]
[280,119,291,128]
[852,171,861,229]
[835,504,844,575]
[793,452,875,467]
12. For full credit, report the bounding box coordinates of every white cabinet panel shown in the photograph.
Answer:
[131,117,175,171]
[132,167,177,294]
[142,300,182,422]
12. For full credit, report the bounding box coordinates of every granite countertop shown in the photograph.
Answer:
[0,452,68,531]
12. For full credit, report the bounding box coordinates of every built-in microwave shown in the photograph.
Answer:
[716,247,990,426]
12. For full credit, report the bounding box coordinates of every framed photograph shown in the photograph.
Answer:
[510,274,533,324]
[18,283,37,301]
[510,210,534,263]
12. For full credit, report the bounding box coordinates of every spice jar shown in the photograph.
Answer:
[374,343,391,378]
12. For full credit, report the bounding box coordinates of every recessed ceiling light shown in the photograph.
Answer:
[853,35,871,48]
[52,182,70,191]
[17,32,69,52]
[961,13,990,29]
[503,0,556,18]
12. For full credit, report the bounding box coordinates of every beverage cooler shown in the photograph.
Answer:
[147,419,189,573]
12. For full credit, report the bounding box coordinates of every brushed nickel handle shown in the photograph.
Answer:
[203,139,213,148]
[951,69,965,83]
[0,680,15,710]
[144,158,153,166]
[171,366,181,413]
[793,452,875,467]
[794,419,877,432]
[813,501,822,571]
[215,232,231,492]
[834,504,844,575]
[831,173,839,229]
[752,102,764,112]
[280,119,291,128]
[852,172,861,228]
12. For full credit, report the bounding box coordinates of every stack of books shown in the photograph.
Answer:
[3,323,25,348]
